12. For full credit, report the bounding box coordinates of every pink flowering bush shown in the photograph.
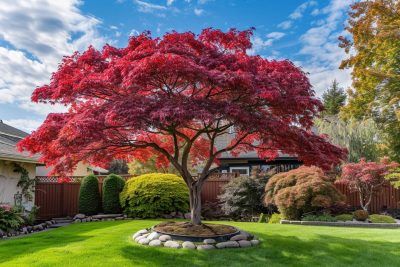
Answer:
[337,158,398,211]
[0,204,24,232]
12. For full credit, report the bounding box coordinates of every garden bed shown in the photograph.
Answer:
[281,220,400,228]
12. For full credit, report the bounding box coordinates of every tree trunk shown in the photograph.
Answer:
[189,182,202,225]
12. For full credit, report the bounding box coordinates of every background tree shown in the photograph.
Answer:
[314,117,385,162]
[339,0,400,160]
[107,159,129,174]
[337,158,398,211]
[322,80,346,116]
[18,29,346,225]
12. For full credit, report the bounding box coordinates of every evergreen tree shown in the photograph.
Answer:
[322,80,346,116]
[107,159,129,174]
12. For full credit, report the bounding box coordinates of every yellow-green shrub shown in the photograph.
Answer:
[268,213,282,224]
[335,214,353,221]
[120,173,189,218]
[369,214,396,223]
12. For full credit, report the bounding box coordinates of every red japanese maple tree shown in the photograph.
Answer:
[18,29,346,225]
[337,158,398,211]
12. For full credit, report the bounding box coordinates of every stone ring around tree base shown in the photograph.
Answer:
[132,227,260,250]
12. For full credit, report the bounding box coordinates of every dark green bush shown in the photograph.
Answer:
[0,205,24,232]
[102,174,125,214]
[335,214,353,221]
[78,175,101,215]
[369,214,396,223]
[120,173,189,218]
[219,168,272,220]
[302,214,337,222]
[353,209,369,221]
[268,213,282,224]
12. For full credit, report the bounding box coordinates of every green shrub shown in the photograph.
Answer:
[258,213,267,223]
[302,214,337,222]
[369,214,396,223]
[264,166,345,220]
[102,174,125,214]
[0,205,24,232]
[335,214,353,221]
[353,209,369,221]
[23,206,39,226]
[219,168,272,220]
[120,173,189,218]
[78,175,101,215]
[268,213,282,224]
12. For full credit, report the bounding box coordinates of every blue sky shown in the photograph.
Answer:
[0,0,353,132]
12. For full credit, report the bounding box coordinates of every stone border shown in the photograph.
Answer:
[281,220,400,229]
[153,227,240,242]
[0,220,56,239]
[133,227,260,250]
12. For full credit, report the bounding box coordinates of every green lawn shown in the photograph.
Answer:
[0,220,399,267]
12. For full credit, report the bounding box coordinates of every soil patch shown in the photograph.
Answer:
[154,221,237,237]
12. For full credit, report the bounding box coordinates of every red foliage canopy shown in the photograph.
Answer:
[18,28,347,178]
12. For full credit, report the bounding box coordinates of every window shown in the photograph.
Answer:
[229,166,250,176]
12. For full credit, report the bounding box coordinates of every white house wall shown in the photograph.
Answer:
[0,160,36,210]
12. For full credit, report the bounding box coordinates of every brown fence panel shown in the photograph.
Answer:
[334,183,400,213]
[35,174,400,219]
[35,183,63,219]
[35,175,133,219]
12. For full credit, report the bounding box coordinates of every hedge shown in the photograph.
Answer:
[120,173,189,218]
[78,175,101,215]
[102,174,125,214]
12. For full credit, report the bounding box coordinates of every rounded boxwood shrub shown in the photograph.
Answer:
[264,166,345,220]
[369,214,396,223]
[353,209,369,221]
[79,174,101,215]
[102,174,125,214]
[120,173,189,218]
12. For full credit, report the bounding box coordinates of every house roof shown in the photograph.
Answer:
[0,120,41,164]
[215,132,296,160]
[0,120,29,139]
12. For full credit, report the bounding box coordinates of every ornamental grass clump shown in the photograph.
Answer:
[264,166,345,220]
[78,175,101,215]
[120,173,189,218]
[102,174,125,214]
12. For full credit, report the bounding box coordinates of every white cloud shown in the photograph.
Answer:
[289,1,317,20]
[266,32,285,40]
[248,32,285,56]
[298,0,353,95]
[277,20,292,30]
[166,0,175,6]
[134,0,167,13]
[278,1,318,30]
[0,0,108,122]
[129,29,140,36]
[194,8,204,16]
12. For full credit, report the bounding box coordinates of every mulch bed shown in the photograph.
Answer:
[153,221,237,236]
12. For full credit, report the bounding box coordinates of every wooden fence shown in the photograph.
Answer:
[35,174,400,219]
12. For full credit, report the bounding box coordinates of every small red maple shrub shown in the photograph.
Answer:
[337,158,398,211]
[18,28,346,225]
[264,166,345,220]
